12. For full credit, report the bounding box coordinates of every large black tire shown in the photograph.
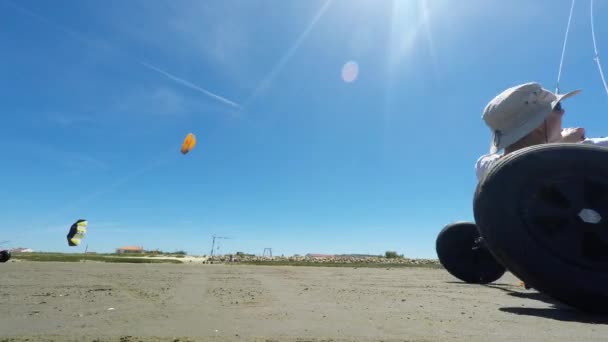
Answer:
[436,221,506,284]
[0,250,11,263]
[474,143,608,313]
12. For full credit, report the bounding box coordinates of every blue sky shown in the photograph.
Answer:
[2,0,608,258]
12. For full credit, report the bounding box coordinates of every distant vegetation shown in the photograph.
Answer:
[239,260,442,269]
[9,251,439,268]
[142,250,187,256]
[337,254,382,258]
[11,252,183,264]
[384,251,404,259]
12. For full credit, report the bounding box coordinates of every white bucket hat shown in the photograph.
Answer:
[482,82,581,153]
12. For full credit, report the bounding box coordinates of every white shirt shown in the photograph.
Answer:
[475,137,608,181]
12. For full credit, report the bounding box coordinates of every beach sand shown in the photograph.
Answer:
[1,262,607,341]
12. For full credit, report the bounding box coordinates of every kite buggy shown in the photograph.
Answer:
[436,143,608,314]
[0,241,10,263]
[0,249,10,263]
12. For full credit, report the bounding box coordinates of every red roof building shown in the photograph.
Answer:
[116,246,144,254]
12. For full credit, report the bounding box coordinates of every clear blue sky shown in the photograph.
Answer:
[2,0,608,258]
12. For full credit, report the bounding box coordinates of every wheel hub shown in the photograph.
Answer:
[520,177,608,271]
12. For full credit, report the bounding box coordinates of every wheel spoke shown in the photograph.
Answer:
[545,220,585,258]
[582,231,608,262]
[583,179,608,209]
[527,214,571,238]
[526,202,570,222]
[554,180,586,210]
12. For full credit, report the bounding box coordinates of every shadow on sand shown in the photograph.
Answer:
[444,280,608,323]
[483,283,608,324]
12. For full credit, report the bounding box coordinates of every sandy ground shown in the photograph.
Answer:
[1,262,608,341]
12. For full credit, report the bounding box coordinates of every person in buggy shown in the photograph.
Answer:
[476,82,608,181]
[474,81,608,288]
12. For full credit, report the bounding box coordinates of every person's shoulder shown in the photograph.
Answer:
[475,153,501,168]
[475,153,501,181]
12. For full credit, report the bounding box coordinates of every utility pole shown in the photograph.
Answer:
[210,235,230,256]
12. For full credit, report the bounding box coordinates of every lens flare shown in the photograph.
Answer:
[341,61,359,83]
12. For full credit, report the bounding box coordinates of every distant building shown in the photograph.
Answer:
[9,248,33,253]
[116,246,144,254]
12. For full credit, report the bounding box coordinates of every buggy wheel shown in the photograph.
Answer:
[436,221,506,284]
[475,143,608,313]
